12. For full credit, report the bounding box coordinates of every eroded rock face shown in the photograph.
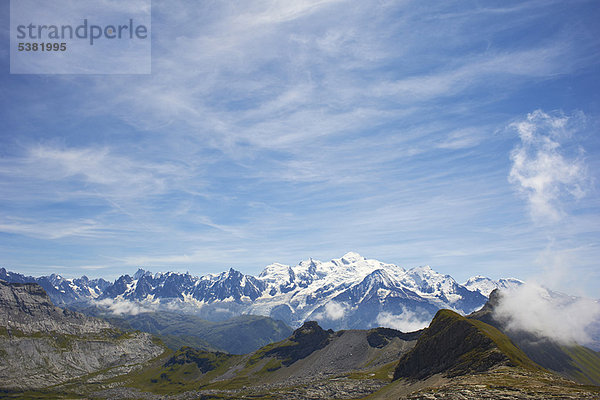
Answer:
[0,280,111,335]
[0,280,165,390]
[0,332,163,390]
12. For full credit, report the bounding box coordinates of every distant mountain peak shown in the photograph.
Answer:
[133,268,151,280]
[464,275,524,297]
[411,265,433,272]
[339,251,365,263]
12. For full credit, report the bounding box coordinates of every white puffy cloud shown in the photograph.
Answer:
[493,284,600,346]
[95,298,156,316]
[323,301,345,320]
[509,110,587,223]
[376,307,431,332]
[312,301,347,321]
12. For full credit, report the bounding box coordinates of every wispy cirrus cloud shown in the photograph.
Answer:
[0,0,599,294]
[0,145,177,197]
[0,217,102,240]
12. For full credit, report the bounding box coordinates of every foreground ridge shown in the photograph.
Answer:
[393,309,539,380]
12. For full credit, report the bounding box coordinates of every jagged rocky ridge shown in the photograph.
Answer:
[0,253,523,331]
[0,280,165,390]
[0,267,110,305]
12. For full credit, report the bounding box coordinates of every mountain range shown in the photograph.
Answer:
[0,252,523,331]
[2,277,599,399]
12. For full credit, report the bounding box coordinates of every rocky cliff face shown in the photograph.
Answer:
[0,280,165,390]
[0,279,111,335]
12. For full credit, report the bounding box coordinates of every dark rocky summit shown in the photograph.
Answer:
[393,309,538,380]
[264,320,334,366]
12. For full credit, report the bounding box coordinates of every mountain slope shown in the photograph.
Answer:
[124,321,421,398]
[470,289,600,386]
[392,309,539,380]
[0,280,165,391]
[123,315,599,400]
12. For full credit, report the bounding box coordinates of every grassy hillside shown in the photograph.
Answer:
[469,289,600,386]
[561,345,600,386]
[394,309,540,380]
[123,321,419,397]
[127,346,242,395]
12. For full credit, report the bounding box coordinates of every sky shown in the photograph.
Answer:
[0,0,599,296]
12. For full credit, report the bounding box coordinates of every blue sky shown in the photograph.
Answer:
[0,0,599,295]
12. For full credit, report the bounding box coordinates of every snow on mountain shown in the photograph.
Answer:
[93,252,488,329]
[0,254,515,330]
[0,267,110,304]
[463,275,524,297]
[246,252,414,327]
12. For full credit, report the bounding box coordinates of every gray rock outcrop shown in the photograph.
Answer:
[0,280,165,390]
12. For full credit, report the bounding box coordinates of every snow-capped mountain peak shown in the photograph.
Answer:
[133,268,154,280]
[402,265,453,293]
[464,275,524,296]
[339,251,365,264]
[258,263,293,281]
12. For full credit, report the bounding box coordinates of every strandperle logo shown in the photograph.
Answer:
[10,0,151,74]
[16,19,149,46]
